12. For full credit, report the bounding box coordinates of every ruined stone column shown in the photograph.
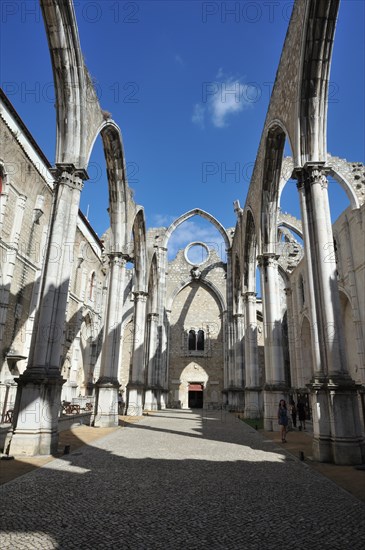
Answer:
[160,309,170,409]
[258,253,286,430]
[297,163,364,464]
[243,291,260,419]
[127,290,148,416]
[156,247,169,406]
[283,287,297,388]
[233,311,245,410]
[94,254,127,427]
[9,166,85,456]
[144,312,159,410]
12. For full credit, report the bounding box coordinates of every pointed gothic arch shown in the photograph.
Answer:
[162,208,230,251]
[299,0,340,163]
[243,209,258,293]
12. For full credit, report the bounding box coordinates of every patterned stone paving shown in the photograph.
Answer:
[1,409,364,549]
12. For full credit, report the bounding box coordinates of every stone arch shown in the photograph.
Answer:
[233,254,242,314]
[40,0,104,169]
[147,253,159,314]
[277,218,303,241]
[260,123,288,253]
[299,0,340,163]
[131,208,147,292]
[162,208,230,251]
[167,278,226,314]
[243,208,258,293]
[328,167,360,210]
[98,121,129,250]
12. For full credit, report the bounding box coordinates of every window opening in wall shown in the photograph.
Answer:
[188,329,205,352]
[197,329,204,350]
[89,272,96,300]
[188,330,196,351]
[299,275,305,306]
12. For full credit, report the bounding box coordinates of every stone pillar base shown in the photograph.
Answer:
[93,378,119,428]
[160,391,168,409]
[144,389,157,411]
[126,386,144,416]
[263,387,288,431]
[8,371,65,456]
[227,389,245,411]
[244,389,261,419]
[311,377,365,465]
[310,385,332,462]
[145,387,166,411]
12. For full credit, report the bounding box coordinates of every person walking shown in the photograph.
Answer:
[278,399,289,443]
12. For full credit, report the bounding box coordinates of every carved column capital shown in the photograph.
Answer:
[242,291,257,303]
[51,164,88,191]
[257,253,279,269]
[303,162,330,190]
[133,290,149,303]
[147,312,159,321]
[107,252,128,268]
[293,164,330,191]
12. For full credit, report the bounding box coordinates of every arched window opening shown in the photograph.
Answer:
[188,330,196,351]
[333,237,340,279]
[89,272,96,301]
[197,329,205,351]
[299,275,305,307]
[188,329,205,352]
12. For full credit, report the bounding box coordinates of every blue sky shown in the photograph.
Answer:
[1,0,364,258]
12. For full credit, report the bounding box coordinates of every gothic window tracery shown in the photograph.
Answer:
[187,329,205,352]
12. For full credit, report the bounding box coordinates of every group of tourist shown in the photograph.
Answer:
[278,398,307,443]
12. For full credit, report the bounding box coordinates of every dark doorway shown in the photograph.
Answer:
[188,384,203,408]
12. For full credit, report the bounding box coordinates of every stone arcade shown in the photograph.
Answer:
[0,0,364,464]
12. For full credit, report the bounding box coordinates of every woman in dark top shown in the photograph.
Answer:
[278,399,289,442]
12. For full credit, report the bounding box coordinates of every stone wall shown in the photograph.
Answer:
[166,247,226,408]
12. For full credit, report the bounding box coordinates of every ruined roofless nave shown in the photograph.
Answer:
[0,0,364,465]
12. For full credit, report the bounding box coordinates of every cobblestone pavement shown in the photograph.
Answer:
[1,409,364,549]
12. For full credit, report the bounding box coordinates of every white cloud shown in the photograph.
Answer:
[192,71,253,129]
[151,213,176,227]
[192,103,205,129]
[151,216,227,261]
[211,79,250,128]
[167,220,226,261]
